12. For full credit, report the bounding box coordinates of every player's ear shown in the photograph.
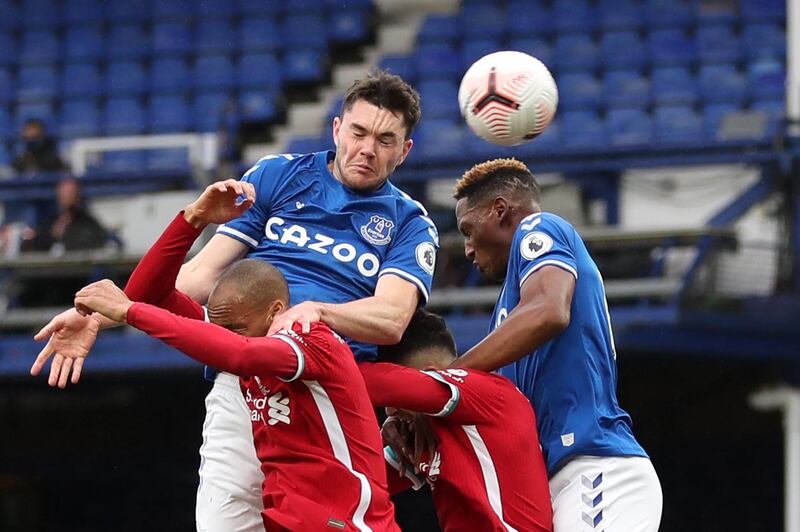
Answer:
[492,196,510,221]
[332,117,341,146]
[265,299,287,327]
[399,138,413,164]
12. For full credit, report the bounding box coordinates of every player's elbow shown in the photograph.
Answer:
[375,322,405,345]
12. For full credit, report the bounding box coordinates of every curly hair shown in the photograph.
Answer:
[453,158,540,206]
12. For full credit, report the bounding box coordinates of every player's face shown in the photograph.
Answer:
[331,100,413,192]
[455,198,510,281]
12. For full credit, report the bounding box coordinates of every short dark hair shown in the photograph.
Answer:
[453,158,540,206]
[378,309,457,363]
[213,259,290,308]
[341,70,421,139]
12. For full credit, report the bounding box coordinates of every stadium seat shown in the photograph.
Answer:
[106,61,147,96]
[103,98,146,135]
[378,54,417,83]
[743,23,786,61]
[62,63,103,98]
[604,70,651,109]
[748,59,785,102]
[0,107,12,141]
[194,55,236,91]
[460,39,504,72]
[561,110,607,148]
[22,0,60,29]
[283,50,327,85]
[100,150,147,172]
[64,27,105,63]
[654,105,704,144]
[150,58,190,94]
[0,70,12,103]
[285,0,322,13]
[238,0,284,18]
[59,99,101,139]
[65,0,106,26]
[554,34,600,72]
[415,44,460,80]
[741,0,785,21]
[239,91,282,123]
[697,25,740,64]
[19,30,60,64]
[699,65,747,105]
[507,38,553,69]
[15,102,54,129]
[417,80,460,120]
[649,29,697,66]
[152,0,194,21]
[417,14,460,45]
[148,95,190,133]
[195,21,237,55]
[646,0,694,28]
[554,0,597,33]
[146,148,190,171]
[461,5,506,40]
[506,1,552,38]
[286,135,332,154]
[414,120,466,162]
[558,73,604,110]
[281,15,328,50]
[238,18,282,52]
[607,108,654,146]
[600,32,646,70]
[152,22,192,56]
[652,67,698,105]
[751,100,785,135]
[703,103,740,140]
[16,66,58,103]
[0,34,16,66]
[329,11,372,45]
[196,0,238,20]
[108,0,150,23]
[598,0,644,30]
[697,1,737,25]
[237,53,283,90]
[192,92,233,132]
[0,142,10,167]
[0,2,19,32]
[107,24,150,60]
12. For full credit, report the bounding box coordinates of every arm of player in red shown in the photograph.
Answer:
[127,302,299,378]
[124,212,205,320]
[358,362,457,416]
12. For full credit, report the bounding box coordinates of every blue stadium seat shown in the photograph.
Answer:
[19,30,60,64]
[106,61,147,96]
[64,27,105,63]
[417,14,460,44]
[329,11,371,45]
[461,5,506,40]
[0,107,11,141]
[697,1,737,25]
[148,95,190,132]
[554,34,600,72]
[460,39,503,72]
[239,18,281,52]
[194,55,236,91]
[697,25,740,64]
[741,0,785,21]
[62,63,103,98]
[415,44,460,80]
[16,66,58,103]
[743,23,786,61]
[238,0,284,19]
[282,50,327,85]
[654,105,704,144]
[648,29,697,66]
[703,103,739,140]
[239,91,281,123]
[197,0,238,20]
[0,70,12,103]
[152,0,193,21]
[22,0,60,29]
[0,142,10,167]
[599,0,644,30]
[59,99,100,139]
[237,53,283,89]
[282,15,328,50]
[558,73,603,110]
[751,100,784,135]
[100,150,147,172]
[561,110,607,148]
[65,0,106,26]
[323,0,372,9]
[152,22,192,56]
[414,120,466,162]
[150,58,190,94]
[15,102,54,130]
[507,38,553,69]
[607,108,654,146]
[195,21,236,55]
[107,24,150,60]
[699,65,747,105]
[192,92,233,132]
[0,34,16,66]
[286,135,332,154]
[646,0,694,28]
[748,59,785,102]
[417,80,460,120]
[146,148,190,171]
[604,70,650,108]
[108,0,150,23]
[378,54,416,83]
[507,1,552,38]
[0,2,19,32]
[285,0,321,13]
[104,98,146,135]
[652,67,698,105]
[554,0,597,33]
[601,32,646,70]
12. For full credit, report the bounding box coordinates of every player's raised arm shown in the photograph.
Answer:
[359,362,455,415]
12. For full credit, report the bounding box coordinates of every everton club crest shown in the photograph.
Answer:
[361,215,394,246]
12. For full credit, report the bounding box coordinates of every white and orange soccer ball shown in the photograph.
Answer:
[458,51,558,146]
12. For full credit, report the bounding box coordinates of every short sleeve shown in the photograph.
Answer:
[516,214,578,288]
[216,154,295,248]
[378,214,438,304]
[421,368,506,425]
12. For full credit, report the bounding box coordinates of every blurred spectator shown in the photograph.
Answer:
[13,118,66,174]
[20,177,109,253]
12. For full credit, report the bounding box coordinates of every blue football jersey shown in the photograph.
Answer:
[217,150,438,360]
[490,212,647,476]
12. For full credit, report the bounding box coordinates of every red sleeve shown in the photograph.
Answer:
[124,212,205,320]
[127,302,300,379]
[383,446,423,494]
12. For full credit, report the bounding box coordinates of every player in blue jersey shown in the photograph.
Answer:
[450,158,662,531]
[31,71,438,532]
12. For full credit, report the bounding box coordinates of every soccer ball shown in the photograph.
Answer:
[458,51,558,146]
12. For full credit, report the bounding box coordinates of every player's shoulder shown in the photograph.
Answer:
[514,211,577,245]
[385,182,439,240]
[241,151,316,183]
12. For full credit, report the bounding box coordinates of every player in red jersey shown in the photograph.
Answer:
[359,310,552,532]
[72,181,399,532]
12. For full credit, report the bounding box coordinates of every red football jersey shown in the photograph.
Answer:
[361,363,553,532]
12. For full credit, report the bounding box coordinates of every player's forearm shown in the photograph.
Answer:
[319,296,412,345]
[450,301,568,371]
[359,362,452,414]
[127,302,297,377]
